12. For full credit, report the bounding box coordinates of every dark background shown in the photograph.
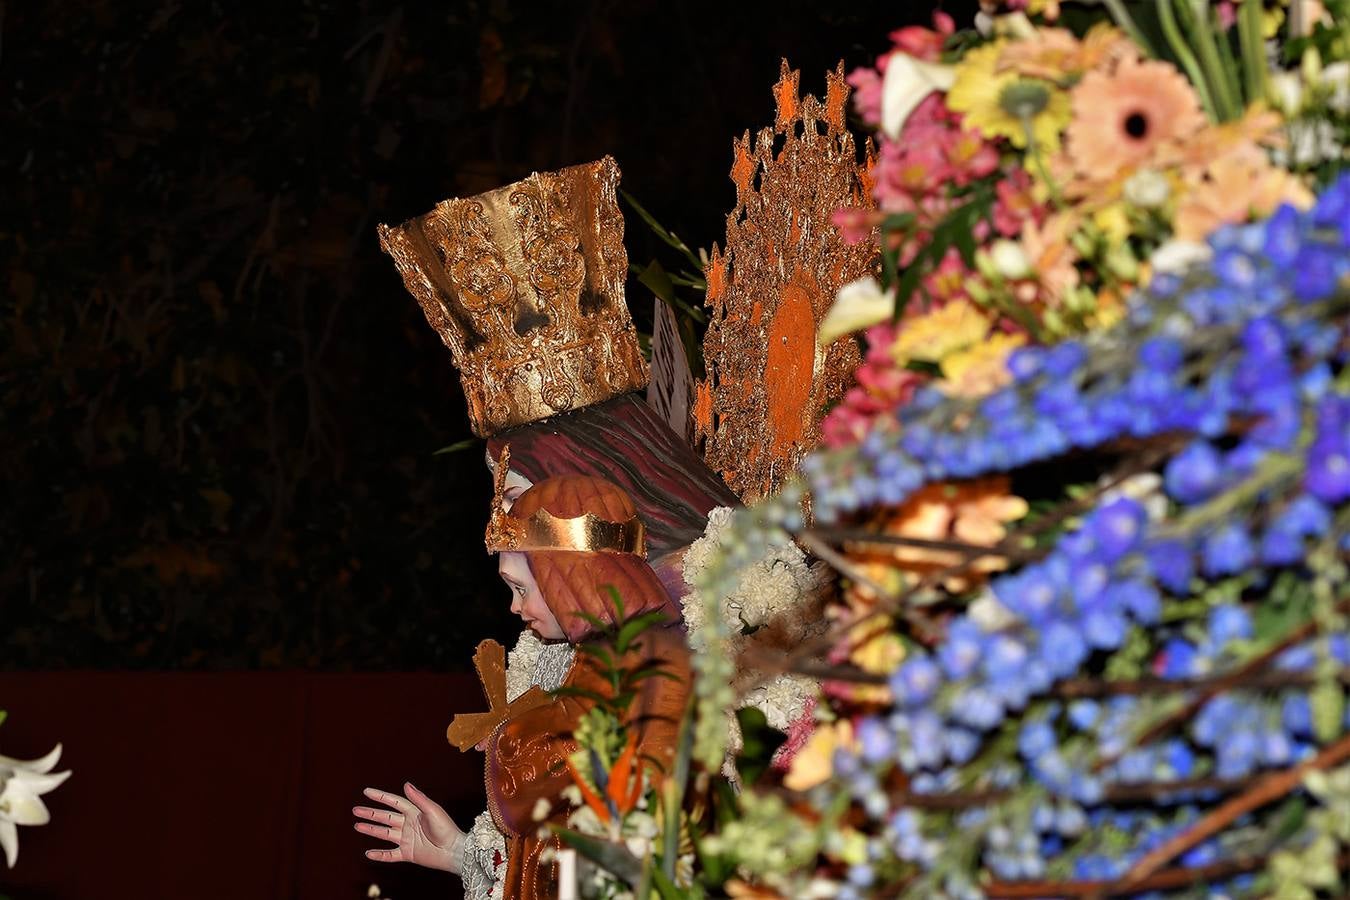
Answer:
[3,0,974,671]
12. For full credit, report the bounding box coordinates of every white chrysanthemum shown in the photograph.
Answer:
[682,508,829,744]
[742,674,819,732]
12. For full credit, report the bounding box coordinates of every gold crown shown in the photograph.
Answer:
[378,157,649,437]
[485,445,647,557]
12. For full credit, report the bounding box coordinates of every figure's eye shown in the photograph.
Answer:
[514,583,527,598]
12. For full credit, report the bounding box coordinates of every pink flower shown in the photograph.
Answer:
[819,323,922,447]
[847,65,884,127]
[993,167,1046,237]
[1214,1,1237,30]
[945,127,1000,185]
[923,248,972,305]
[888,12,955,62]
[831,207,881,245]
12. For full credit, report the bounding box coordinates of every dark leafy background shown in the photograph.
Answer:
[3,0,972,669]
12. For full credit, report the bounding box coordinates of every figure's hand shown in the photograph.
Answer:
[353,782,465,874]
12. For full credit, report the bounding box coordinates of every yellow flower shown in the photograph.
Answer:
[849,624,906,675]
[941,332,1027,398]
[783,720,854,791]
[948,41,1072,152]
[890,299,990,367]
[1091,201,1133,247]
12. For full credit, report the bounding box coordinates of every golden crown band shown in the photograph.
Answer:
[486,508,647,557]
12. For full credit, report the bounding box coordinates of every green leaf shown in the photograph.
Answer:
[628,668,682,684]
[573,611,610,632]
[578,642,616,672]
[621,191,704,272]
[552,685,613,705]
[615,610,669,655]
[734,706,787,786]
[605,585,627,623]
[432,438,479,456]
[552,826,644,885]
[651,866,690,900]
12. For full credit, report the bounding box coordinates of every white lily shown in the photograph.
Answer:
[881,52,956,139]
[818,277,895,345]
[0,743,72,868]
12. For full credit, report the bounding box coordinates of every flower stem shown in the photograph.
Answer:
[1238,0,1269,107]
[1097,0,1159,58]
[1157,0,1220,120]
[1186,0,1242,120]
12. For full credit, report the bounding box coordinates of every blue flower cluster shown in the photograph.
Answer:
[800,176,1350,888]
[800,176,1350,529]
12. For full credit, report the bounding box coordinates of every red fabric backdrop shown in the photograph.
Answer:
[0,672,487,900]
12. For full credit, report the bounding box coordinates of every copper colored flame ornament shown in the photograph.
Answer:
[377,157,648,438]
[694,61,879,502]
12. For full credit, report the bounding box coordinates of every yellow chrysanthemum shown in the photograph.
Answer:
[890,299,990,366]
[948,41,1072,152]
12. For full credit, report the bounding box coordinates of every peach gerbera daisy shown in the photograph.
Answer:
[1066,56,1205,177]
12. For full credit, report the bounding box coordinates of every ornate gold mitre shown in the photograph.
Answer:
[484,446,647,557]
[377,157,649,437]
[694,62,879,502]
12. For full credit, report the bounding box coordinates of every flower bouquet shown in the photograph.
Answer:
[551,2,1350,898]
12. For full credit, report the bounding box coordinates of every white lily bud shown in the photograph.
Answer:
[881,52,957,139]
[989,239,1032,280]
[1269,70,1306,116]
[818,277,895,345]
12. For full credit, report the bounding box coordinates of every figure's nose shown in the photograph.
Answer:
[510,595,522,615]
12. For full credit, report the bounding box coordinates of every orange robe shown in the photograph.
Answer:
[486,624,692,899]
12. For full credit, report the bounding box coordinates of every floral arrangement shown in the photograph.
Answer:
[679,507,829,742]
[0,712,70,870]
[551,3,1350,898]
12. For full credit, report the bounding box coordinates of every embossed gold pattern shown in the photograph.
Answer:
[694,61,879,502]
[378,157,648,437]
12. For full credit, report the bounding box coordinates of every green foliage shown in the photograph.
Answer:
[733,706,787,787]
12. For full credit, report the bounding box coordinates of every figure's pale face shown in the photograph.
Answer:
[498,551,566,640]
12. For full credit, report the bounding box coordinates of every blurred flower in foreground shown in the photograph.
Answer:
[0,742,72,868]
[784,720,855,791]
